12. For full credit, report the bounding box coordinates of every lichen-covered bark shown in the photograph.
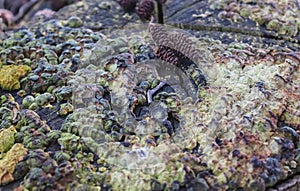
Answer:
[0,0,299,190]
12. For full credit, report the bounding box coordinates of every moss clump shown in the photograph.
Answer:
[0,65,31,90]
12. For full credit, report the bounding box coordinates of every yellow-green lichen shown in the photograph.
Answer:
[58,132,82,151]
[59,103,74,116]
[0,126,16,159]
[0,143,27,185]
[0,65,31,90]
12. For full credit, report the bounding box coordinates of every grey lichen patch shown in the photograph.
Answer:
[208,0,299,34]
[179,42,300,189]
[61,21,300,189]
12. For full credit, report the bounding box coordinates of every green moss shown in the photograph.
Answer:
[0,65,31,90]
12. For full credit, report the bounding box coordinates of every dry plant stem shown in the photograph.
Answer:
[155,0,164,24]
[147,81,166,103]
[13,0,39,23]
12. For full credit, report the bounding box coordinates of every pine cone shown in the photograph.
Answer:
[137,0,155,21]
[157,0,167,4]
[156,45,207,88]
[149,22,201,63]
[156,45,180,66]
[119,0,138,12]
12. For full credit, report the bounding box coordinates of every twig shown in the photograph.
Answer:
[147,81,166,103]
[155,0,164,24]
